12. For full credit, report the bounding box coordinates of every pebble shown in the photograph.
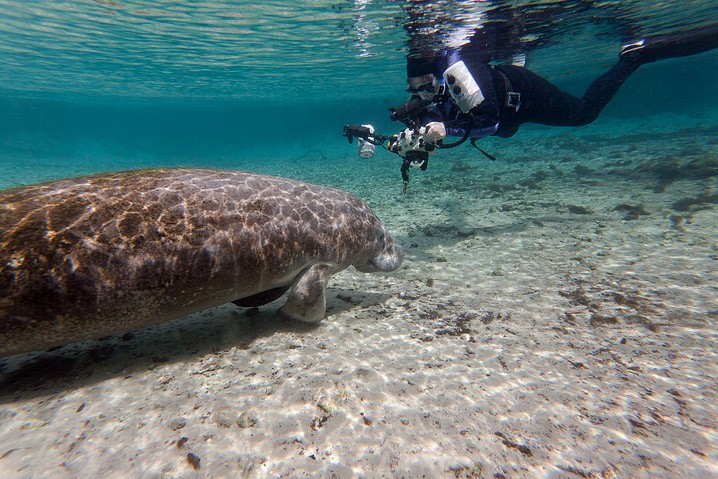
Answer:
[491,267,505,276]
[317,397,336,414]
[20,419,49,430]
[170,417,186,430]
[237,411,258,428]
[187,452,201,470]
[213,409,234,428]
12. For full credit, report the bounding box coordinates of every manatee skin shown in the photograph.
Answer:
[0,168,403,356]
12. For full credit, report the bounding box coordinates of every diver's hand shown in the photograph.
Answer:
[423,122,446,143]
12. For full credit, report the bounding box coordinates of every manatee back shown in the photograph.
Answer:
[0,168,395,355]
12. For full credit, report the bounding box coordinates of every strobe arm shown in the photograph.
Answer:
[343,124,389,145]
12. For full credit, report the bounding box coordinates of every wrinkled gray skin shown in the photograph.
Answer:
[0,168,403,356]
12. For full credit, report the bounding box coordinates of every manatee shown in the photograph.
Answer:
[0,168,403,356]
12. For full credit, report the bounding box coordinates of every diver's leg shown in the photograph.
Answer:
[500,24,717,131]
[581,23,718,122]
[576,56,641,124]
[497,65,604,128]
[495,59,637,130]
[620,23,718,64]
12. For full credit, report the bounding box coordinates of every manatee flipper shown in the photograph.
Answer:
[278,263,333,323]
[232,286,290,308]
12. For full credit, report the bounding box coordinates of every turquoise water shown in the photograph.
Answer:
[1,0,717,191]
[2,3,718,477]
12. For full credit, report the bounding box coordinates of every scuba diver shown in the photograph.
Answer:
[343,22,718,192]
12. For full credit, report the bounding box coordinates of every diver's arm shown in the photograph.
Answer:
[447,62,499,138]
[397,62,500,149]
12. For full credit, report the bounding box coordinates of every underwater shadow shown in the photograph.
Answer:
[0,288,390,403]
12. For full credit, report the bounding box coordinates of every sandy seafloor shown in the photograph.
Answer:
[0,112,717,479]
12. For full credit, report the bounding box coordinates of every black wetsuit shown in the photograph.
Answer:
[490,57,640,137]
[425,23,718,140]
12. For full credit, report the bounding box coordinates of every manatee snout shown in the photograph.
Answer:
[355,235,404,273]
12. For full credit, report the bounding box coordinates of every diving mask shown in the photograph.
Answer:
[406,74,439,100]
